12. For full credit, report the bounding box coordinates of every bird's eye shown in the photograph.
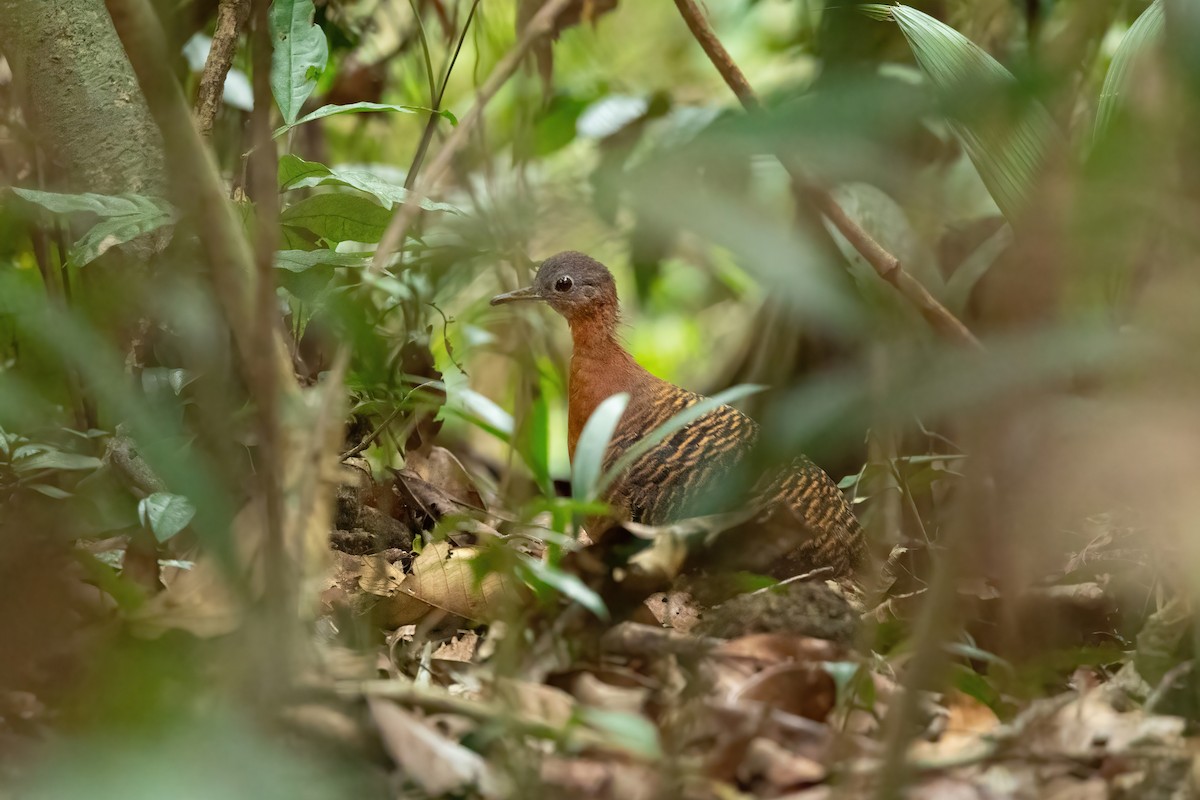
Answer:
[554,276,573,292]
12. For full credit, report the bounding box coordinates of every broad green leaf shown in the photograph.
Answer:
[70,213,172,267]
[868,5,1063,222]
[138,491,197,542]
[11,188,162,217]
[1094,0,1164,144]
[595,384,765,499]
[278,153,332,189]
[278,154,462,213]
[571,392,629,503]
[13,450,104,473]
[268,0,329,125]
[279,193,393,243]
[275,249,372,271]
[518,554,608,619]
[272,102,453,138]
[10,188,175,267]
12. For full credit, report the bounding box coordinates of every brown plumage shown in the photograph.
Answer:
[492,251,865,578]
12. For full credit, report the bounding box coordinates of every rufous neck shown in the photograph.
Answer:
[567,307,621,353]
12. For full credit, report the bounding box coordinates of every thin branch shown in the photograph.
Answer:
[340,404,406,460]
[195,0,250,138]
[371,0,577,272]
[671,0,983,351]
[404,0,482,191]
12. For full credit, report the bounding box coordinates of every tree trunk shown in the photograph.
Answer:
[0,0,166,196]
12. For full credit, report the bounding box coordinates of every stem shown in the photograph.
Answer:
[248,0,290,693]
[671,0,982,351]
[195,0,250,138]
[371,0,577,273]
[404,0,482,191]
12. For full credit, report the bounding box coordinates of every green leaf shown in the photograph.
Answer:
[875,6,1064,222]
[28,484,72,499]
[12,450,103,473]
[595,384,765,499]
[579,708,662,758]
[279,193,394,243]
[269,0,329,125]
[275,248,372,271]
[272,102,452,138]
[518,554,608,619]
[138,492,197,542]
[570,392,629,503]
[278,153,333,189]
[70,213,170,267]
[11,189,175,267]
[278,154,461,213]
[525,392,553,495]
[1094,0,1164,144]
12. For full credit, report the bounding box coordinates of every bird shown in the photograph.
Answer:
[491,251,865,579]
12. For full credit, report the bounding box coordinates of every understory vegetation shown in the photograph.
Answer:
[0,0,1196,797]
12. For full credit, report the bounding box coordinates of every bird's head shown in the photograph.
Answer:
[490,251,619,327]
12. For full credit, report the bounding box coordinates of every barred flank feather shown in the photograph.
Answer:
[603,376,864,578]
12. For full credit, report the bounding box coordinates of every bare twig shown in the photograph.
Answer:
[371,0,577,272]
[340,404,406,460]
[671,0,982,351]
[195,0,250,137]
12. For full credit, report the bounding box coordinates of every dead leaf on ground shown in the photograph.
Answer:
[369,697,503,798]
[497,677,577,729]
[909,690,1000,765]
[376,541,519,628]
[732,661,838,722]
[432,631,480,662]
[540,755,659,800]
[1021,686,1186,757]
[639,590,702,632]
[738,736,827,794]
[569,671,650,716]
[407,445,486,510]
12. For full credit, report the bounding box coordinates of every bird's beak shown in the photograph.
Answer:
[490,285,543,306]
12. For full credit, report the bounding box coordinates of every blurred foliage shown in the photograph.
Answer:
[2,0,1200,796]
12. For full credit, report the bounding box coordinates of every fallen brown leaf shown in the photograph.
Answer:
[376,541,519,628]
[368,696,503,798]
